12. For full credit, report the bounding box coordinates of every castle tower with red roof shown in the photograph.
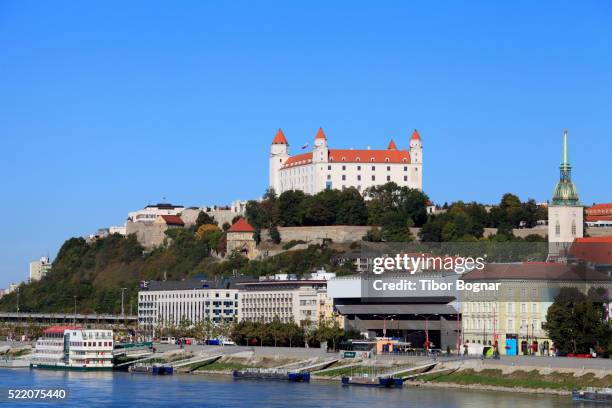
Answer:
[269,127,423,195]
[269,129,290,193]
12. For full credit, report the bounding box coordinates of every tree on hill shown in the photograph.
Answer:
[269,225,281,244]
[419,202,485,242]
[195,211,217,229]
[279,190,307,226]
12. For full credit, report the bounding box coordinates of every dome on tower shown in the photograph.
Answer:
[552,130,580,205]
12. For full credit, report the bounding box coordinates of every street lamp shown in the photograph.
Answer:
[121,288,127,319]
[417,314,438,351]
[373,314,396,338]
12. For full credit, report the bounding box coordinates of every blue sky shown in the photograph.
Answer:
[1,1,611,287]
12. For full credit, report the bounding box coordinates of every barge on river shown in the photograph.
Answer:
[233,368,310,382]
[341,375,404,388]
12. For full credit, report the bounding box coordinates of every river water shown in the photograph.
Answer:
[0,369,578,407]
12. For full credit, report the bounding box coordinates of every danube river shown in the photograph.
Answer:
[0,369,576,407]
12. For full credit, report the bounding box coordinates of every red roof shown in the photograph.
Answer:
[587,215,612,222]
[586,204,612,221]
[228,218,255,233]
[328,149,410,164]
[463,262,612,281]
[44,325,82,334]
[281,152,313,168]
[571,237,612,265]
[387,139,397,150]
[410,129,421,141]
[160,215,185,226]
[272,128,288,145]
[315,127,327,140]
[280,148,411,169]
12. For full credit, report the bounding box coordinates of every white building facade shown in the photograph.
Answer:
[237,278,332,325]
[138,280,239,330]
[269,128,423,195]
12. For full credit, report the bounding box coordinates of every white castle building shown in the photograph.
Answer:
[269,127,423,195]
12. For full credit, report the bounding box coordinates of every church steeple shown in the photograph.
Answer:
[552,129,579,205]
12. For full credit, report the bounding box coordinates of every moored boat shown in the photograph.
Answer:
[233,368,310,382]
[341,375,403,388]
[31,326,114,371]
[572,387,612,403]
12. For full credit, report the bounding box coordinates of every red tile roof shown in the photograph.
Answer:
[315,127,327,140]
[272,128,288,145]
[463,262,612,281]
[44,325,82,334]
[586,203,612,221]
[570,237,612,265]
[410,129,421,141]
[587,215,612,222]
[280,148,412,169]
[328,149,410,164]
[228,218,255,233]
[281,152,313,168]
[387,139,397,150]
[160,215,185,226]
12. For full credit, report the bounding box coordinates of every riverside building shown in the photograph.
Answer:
[269,127,423,195]
[137,280,240,331]
[237,273,336,325]
[461,263,612,356]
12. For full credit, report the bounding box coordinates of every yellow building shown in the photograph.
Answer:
[461,263,612,356]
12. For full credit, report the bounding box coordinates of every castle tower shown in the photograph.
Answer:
[269,129,289,194]
[312,127,328,162]
[548,130,583,259]
[409,129,423,190]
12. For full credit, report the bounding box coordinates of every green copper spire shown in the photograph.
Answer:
[562,129,569,166]
[552,129,579,205]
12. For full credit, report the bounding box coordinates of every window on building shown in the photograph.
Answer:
[404,176,407,181]
[521,303,527,313]
[571,220,576,236]
[342,175,346,181]
[371,175,375,181]
[507,319,514,330]
[357,175,361,181]
[342,165,346,171]
[327,165,331,170]
[404,166,407,171]
[507,303,513,313]
[357,165,361,171]
[555,221,560,236]
[327,175,331,180]
[386,175,391,181]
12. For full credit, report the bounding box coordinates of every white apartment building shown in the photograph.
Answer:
[29,256,52,282]
[138,280,239,330]
[269,127,423,195]
[237,276,333,325]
